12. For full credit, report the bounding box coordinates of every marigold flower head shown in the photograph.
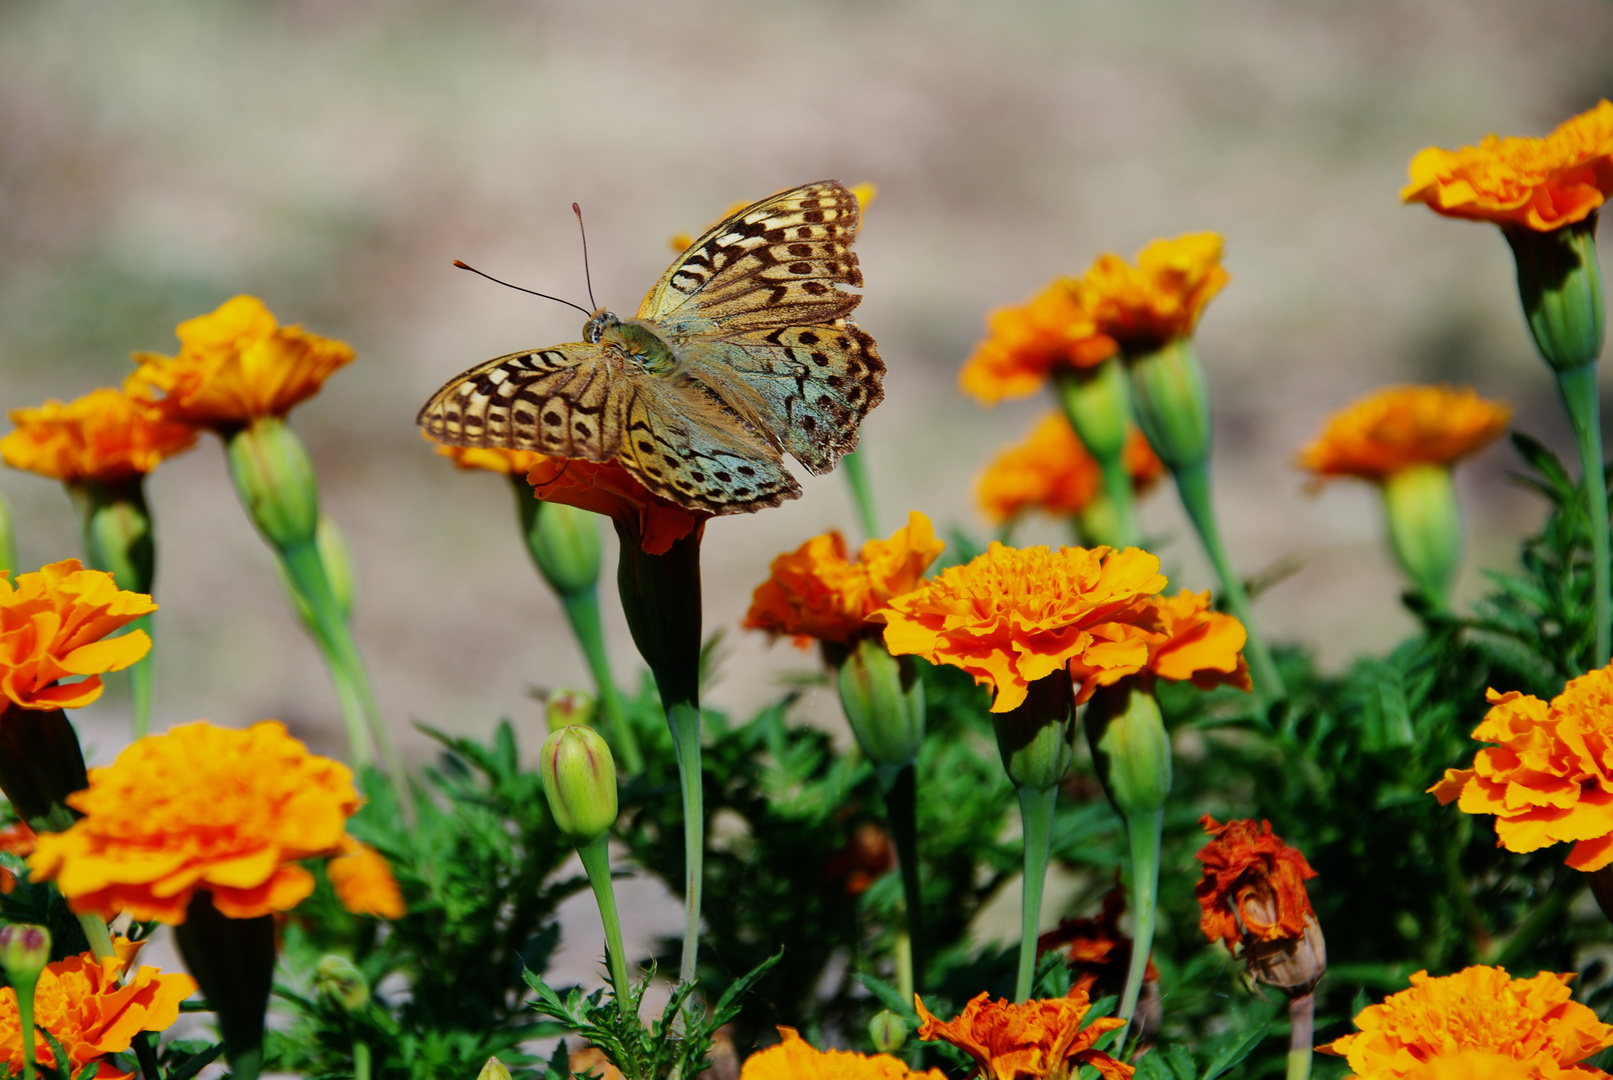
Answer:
[958,280,1119,405]
[878,544,1166,713]
[2,378,197,485]
[0,938,196,1080]
[327,841,406,919]
[1194,815,1317,950]
[1078,233,1229,353]
[0,559,155,711]
[1403,101,1613,232]
[1298,385,1512,483]
[29,720,369,923]
[1068,588,1250,701]
[977,414,1163,525]
[739,1026,944,1080]
[1430,666,1613,871]
[430,435,545,477]
[130,295,355,431]
[0,819,36,894]
[744,512,943,647]
[1324,965,1613,1080]
[915,988,1132,1080]
[525,455,704,556]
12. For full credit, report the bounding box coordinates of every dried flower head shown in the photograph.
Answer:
[1403,100,1613,231]
[959,281,1118,405]
[0,559,155,711]
[29,720,371,923]
[1324,966,1613,1079]
[1036,886,1160,996]
[1079,233,1229,353]
[1195,815,1325,993]
[915,989,1132,1080]
[526,455,704,556]
[739,1026,944,1080]
[744,511,942,647]
[1068,589,1251,700]
[1298,385,1512,483]
[977,414,1162,525]
[1431,667,1613,871]
[2,379,197,485]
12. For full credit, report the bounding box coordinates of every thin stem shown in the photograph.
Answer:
[1172,459,1284,703]
[668,701,704,985]
[133,1032,161,1080]
[1556,361,1610,669]
[78,913,116,961]
[1093,454,1143,549]
[577,834,635,1017]
[1119,807,1163,1037]
[1502,872,1587,966]
[561,587,641,774]
[1015,786,1058,1002]
[1287,992,1315,1080]
[880,762,923,999]
[840,448,880,540]
[353,1040,372,1080]
[127,615,154,738]
[18,981,35,1080]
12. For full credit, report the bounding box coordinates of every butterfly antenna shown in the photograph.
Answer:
[573,203,598,312]
[451,260,592,317]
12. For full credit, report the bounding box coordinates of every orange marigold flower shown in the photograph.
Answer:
[958,281,1118,405]
[1036,886,1160,992]
[1298,385,1512,483]
[1323,966,1613,1079]
[1403,100,1613,232]
[739,1026,944,1080]
[915,988,1132,1080]
[328,841,406,919]
[431,439,545,477]
[130,295,355,431]
[0,820,35,895]
[0,938,196,1080]
[29,720,366,923]
[977,414,1163,525]
[1,378,197,484]
[1430,667,1613,872]
[1068,589,1251,700]
[526,455,705,556]
[1078,233,1229,353]
[744,511,943,647]
[1194,815,1317,950]
[878,544,1165,713]
[0,559,155,711]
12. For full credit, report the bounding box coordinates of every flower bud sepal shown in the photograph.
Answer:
[539,724,619,847]
[1505,215,1605,373]
[1055,358,1143,548]
[172,891,275,1080]
[0,704,89,831]
[1126,337,1212,473]
[225,416,319,550]
[833,635,926,769]
[70,477,157,735]
[516,485,602,598]
[1382,464,1463,610]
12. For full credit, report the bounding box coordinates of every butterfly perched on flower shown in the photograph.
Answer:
[418,180,885,514]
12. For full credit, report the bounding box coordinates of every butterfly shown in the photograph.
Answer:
[417,180,885,514]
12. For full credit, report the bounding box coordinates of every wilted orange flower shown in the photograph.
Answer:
[0,938,196,1080]
[740,1026,944,1080]
[30,720,369,923]
[1298,385,1512,483]
[328,841,406,919]
[825,823,896,897]
[1324,966,1613,1080]
[0,820,35,894]
[1078,233,1229,353]
[429,435,545,477]
[0,559,154,711]
[1068,590,1251,700]
[977,414,1163,525]
[744,512,943,647]
[130,295,355,431]
[878,544,1165,713]
[526,455,705,556]
[1195,815,1317,950]
[1430,666,1613,871]
[1036,886,1160,993]
[1403,101,1613,232]
[2,379,197,484]
[915,988,1132,1080]
[958,281,1118,405]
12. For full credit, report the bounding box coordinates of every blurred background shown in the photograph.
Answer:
[4,0,1613,975]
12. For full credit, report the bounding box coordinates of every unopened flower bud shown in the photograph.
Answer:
[991,670,1074,792]
[477,1057,512,1080]
[1127,337,1212,472]
[539,724,619,846]
[520,495,602,599]
[1382,464,1463,608]
[0,923,51,987]
[837,636,925,769]
[313,954,369,1012]
[868,1009,907,1053]
[226,416,320,549]
[1506,217,1605,373]
[546,688,597,731]
[1083,679,1172,817]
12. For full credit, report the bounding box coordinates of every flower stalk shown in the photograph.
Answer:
[1555,361,1609,667]
[1288,992,1315,1080]
[840,447,880,540]
[880,761,922,1001]
[0,925,49,1080]
[577,835,635,1019]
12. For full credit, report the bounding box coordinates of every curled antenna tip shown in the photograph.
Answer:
[572,202,582,215]
[452,259,472,269]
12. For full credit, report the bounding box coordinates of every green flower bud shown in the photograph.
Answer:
[1506,217,1605,373]
[1127,337,1212,472]
[1055,356,1132,462]
[517,487,601,598]
[868,1009,907,1053]
[313,954,370,1012]
[226,416,319,549]
[1382,464,1463,608]
[0,924,51,988]
[836,636,925,769]
[1083,679,1172,818]
[991,669,1074,792]
[73,478,155,593]
[477,1058,512,1080]
[546,688,597,731]
[539,724,619,845]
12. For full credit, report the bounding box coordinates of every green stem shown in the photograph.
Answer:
[1498,871,1585,966]
[880,762,923,999]
[561,587,641,774]
[1286,992,1314,1080]
[78,913,115,961]
[1172,459,1284,703]
[1014,786,1057,1002]
[1557,361,1610,669]
[228,1046,263,1080]
[1055,360,1142,549]
[353,1040,371,1080]
[18,978,35,1080]
[127,614,154,738]
[840,448,880,540]
[669,701,704,986]
[578,834,635,1017]
[1119,807,1163,1035]
[1094,454,1143,549]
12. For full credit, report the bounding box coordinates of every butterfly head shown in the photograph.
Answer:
[583,309,620,344]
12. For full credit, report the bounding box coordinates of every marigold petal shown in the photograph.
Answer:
[1299,385,1511,482]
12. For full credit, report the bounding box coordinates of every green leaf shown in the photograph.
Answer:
[1198,1018,1272,1080]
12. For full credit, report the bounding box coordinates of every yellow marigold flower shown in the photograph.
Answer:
[1298,384,1512,483]
[877,543,1166,713]
[327,841,406,920]
[915,989,1133,1080]
[739,1027,945,1080]
[1,378,197,484]
[526,455,705,556]
[958,280,1118,405]
[431,437,545,477]
[1324,965,1613,1079]
[1403,101,1613,232]
[29,720,366,923]
[743,511,943,647]
[130,295,355,431]
[1430,666,1613,872]
[0,938,196,1080]
[977,413,1163,524]
[1068,589,1250,700]
[1078,233,1229,353]
[0,559,154,711]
